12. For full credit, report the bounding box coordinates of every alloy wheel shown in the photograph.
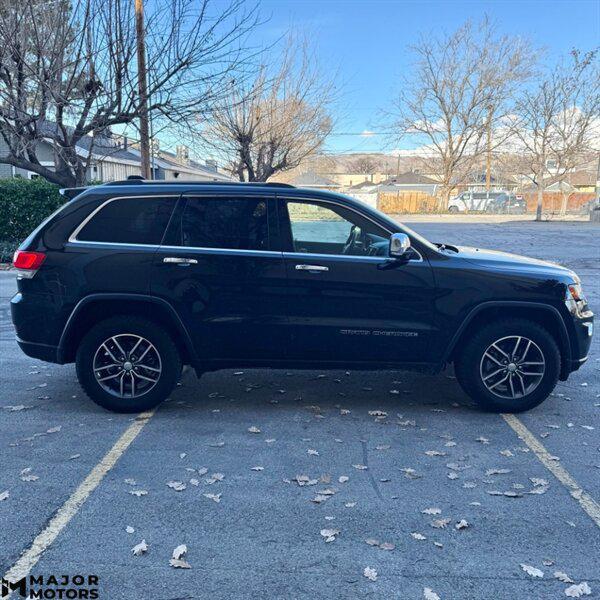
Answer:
[479,335,545,400]
[93,334,162,398]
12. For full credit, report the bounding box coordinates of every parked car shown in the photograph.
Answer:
[448,190,526,213]
[11,179,593,413]
[484,193,527,214]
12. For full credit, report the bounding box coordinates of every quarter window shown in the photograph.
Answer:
[77,196,176,244]
[176,197,268,250]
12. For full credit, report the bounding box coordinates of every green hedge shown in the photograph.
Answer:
[0,178,66,262]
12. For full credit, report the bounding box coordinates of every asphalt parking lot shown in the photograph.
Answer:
[1,217,599,599]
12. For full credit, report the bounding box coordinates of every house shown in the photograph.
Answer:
[288,172,341,190]
[377,172,439,195]
[0,128,230,183]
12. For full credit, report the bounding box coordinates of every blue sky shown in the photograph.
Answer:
[258,0,600,154]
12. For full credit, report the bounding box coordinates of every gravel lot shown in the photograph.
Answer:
[1,217,598,599]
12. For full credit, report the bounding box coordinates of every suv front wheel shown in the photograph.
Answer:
[454,318,560,412]
[76,316,182,413]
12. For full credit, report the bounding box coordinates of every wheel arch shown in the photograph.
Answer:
[444,301,572,380]
[58,294,197,366]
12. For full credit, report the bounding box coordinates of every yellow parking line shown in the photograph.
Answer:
[2,410,156,593]
[502,413,600,528]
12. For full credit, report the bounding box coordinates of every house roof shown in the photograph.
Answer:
[380,172,437,185]
[289,172,341,188]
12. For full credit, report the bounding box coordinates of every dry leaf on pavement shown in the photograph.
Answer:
[520,564,544,578]
[132,540,148,556]
[363,567,377,581]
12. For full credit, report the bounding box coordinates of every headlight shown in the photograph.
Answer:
[567,282,586,303]
[565,281,587,314]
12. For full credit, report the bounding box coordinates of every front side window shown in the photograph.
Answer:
[77,196,176,244]
[285,200,389,257]
[176,197,268,250]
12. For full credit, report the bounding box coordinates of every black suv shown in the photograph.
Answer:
[11,180,593,413]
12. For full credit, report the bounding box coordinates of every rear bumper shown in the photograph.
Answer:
[16,337,61,363]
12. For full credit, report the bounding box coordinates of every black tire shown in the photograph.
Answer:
[454,318,560,412]
[448,206,459,213]
[76,316,182,413]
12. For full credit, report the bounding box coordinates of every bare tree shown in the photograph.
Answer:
[200,33,335,182]
[0,0,257,186]
[504,50,600,220]
[348,155,380,174]
[391,18,534,207]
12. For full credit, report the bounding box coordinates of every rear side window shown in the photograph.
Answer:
[76,197,176,244]
[175,197,268,250]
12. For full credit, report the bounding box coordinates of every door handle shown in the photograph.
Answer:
[163,257,198,265]
[295,264,329,272]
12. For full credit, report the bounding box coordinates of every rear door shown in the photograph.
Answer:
[277,197,436,365]
[150,193,289,363]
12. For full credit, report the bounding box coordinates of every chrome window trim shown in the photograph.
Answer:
[280,195,424,263]
[158,244,281,257]
[68,194,181,244]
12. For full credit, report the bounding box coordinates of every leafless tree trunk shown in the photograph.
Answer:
[198,32,335,182]
[0,0,258,186]
[505,49,600,220]
[391,18,534,210]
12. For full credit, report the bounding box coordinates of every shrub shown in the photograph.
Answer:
[0,178,66,262]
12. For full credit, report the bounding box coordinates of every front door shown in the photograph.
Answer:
[279,198,436,365]
[151,193,289,363]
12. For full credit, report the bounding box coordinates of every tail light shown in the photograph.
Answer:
[13,250,46,278]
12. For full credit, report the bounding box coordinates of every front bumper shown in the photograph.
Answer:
[566,311,593,374]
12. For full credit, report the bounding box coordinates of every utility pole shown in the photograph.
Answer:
[485,105,492,191]
[135,0,151,179]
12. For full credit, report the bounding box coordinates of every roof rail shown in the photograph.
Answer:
[59,187,89,199]
[101,179,296,188]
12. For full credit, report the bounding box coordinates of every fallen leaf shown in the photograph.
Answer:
[365,538,380,546]
[46,426,61,434]
[564,582,591,597]
[352,464,367,470]
[424,588,440,600]
[425,450,446,457]
[69,454,80,460]
[379,542,395,551]
[125,526,135,534]
[132,540,148,556]
[247,426,261,434]
[203,493,221,503]
[307,449,319,456]
[455,520,469,530]
[320,528,340,542]
[486,468,511,476]
[251,466,264,471]
[172,544,187,560]
[338,475,349,483]
[431,518,451,529]
[0,491,9,501]
[520,564,544,578]
[169,558,191,569]
[555,572,574,583]
[421,508,441,515]
[167,481,186,492]
[129,489,148,497]
[411,532,427,540]
[363,567,377,582]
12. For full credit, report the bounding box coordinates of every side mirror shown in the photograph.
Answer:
[389,233,411,258]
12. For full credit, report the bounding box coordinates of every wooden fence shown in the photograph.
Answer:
[521,192,595,214]
[377,191,439,214]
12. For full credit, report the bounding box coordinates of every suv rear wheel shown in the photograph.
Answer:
[76,316,182,413]
[454,318,560,412]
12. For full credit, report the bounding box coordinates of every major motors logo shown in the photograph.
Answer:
[1,575,99,599]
